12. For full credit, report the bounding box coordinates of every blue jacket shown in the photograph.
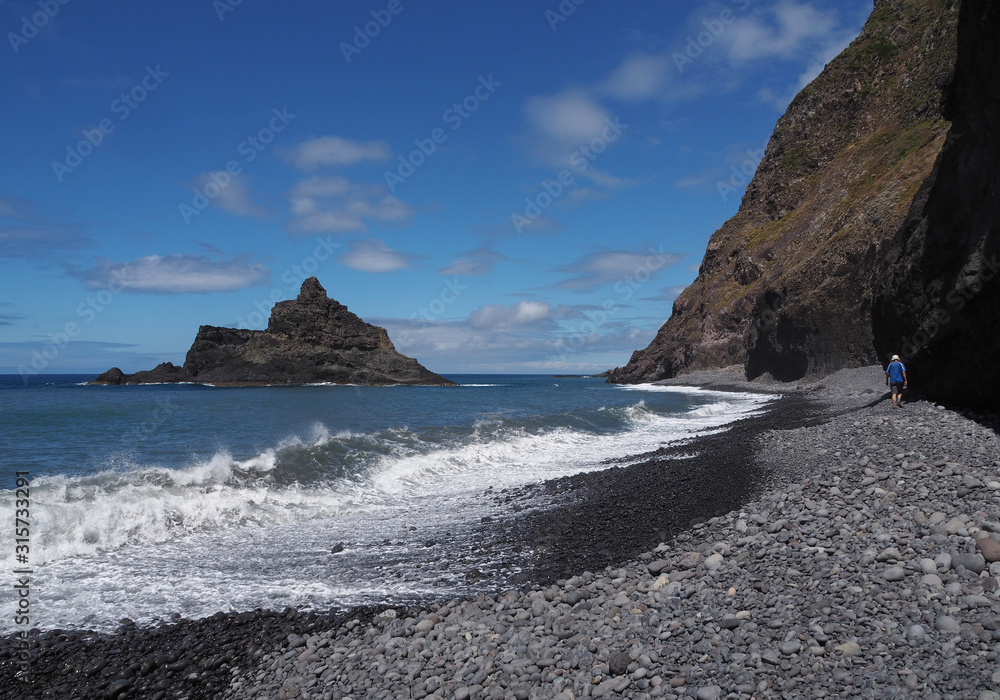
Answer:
[886,361,906,384]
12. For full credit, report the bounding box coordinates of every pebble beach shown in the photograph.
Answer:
[5,366,1000,699]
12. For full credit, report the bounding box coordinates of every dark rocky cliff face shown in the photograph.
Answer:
[91,278,453,387]
[608,0,1000,409]
[872,0,1000,409]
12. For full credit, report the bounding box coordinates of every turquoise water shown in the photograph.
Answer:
[0,374,771,631]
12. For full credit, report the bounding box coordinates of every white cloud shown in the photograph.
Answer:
[374,313,657,374]
[289,136,391,170]
[76,254,269,293]
[288,178,415,234]
[194,172,268,219]
[599,53,672,101]
[288,176,354,199]
[523,90,612,146]
[468,301,554,330]
[725,0,841,62]
[339,239,415,273]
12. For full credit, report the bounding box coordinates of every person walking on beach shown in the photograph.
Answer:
[885,354,908,408]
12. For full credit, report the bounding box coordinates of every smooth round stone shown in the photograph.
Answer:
[954,552,987,574]
[719,615,741,630]
[935,615,962,633]
[414,619,436,632]
[919,558,938,574]
[647,560,671,575]
[977,538,1000,563]
[907,624,926,641]
[780,640,801,656]
[696,685,722,700]
[944,518,967,535]
[679,552,703,569]
[883,565,906,582]
[835,641,861,657]
[920,573,944,588]
[704,553,724,572]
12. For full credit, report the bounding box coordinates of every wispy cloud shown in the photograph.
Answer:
[287,177,414,234]
[468,300,555,330]
[194,172,269,219]
[375,310,656,374]
[640,285,688,302]
[598,53,672,101]
[339,239,416,273]
[724,0,840,62]
[439,248,507,276]
[554,248,681,291]
[524,89,612,148]
[0,196,93,259]
[71,254,270,293]
[288,136,391,170]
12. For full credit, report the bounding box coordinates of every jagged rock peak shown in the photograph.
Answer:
[298,276,327,300]
[88,277,454,387]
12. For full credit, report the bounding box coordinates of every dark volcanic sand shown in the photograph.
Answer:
[0,391,819,700]
[496,392,825,584]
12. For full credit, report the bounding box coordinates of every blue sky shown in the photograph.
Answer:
[0,0,871,376]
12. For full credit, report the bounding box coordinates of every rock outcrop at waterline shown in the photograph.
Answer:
[608,0,1000,408]
[90,277,454,387]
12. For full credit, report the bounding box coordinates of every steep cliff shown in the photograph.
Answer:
[90,278,454,387]
[872,0,1000,409]
[608,0,961,384]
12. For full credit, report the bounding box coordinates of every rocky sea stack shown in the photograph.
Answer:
[90,277,454,387]
[608,0,999,410]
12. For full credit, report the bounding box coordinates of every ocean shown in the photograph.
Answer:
[0,374,772,632]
